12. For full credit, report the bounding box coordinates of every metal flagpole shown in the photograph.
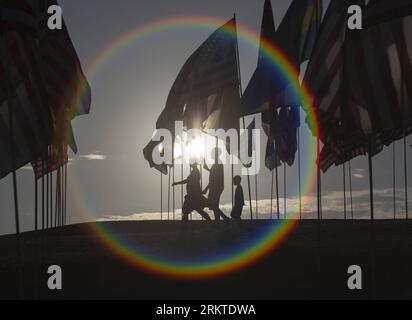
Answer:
[64,163,68,226]
[50,158,53,228]
[168,168,171,220]
[173,164,175,220]
[232,161,234,209]
[35,174,38,230]
[275,150,280,220]
[393,142,396,220]
[298,127,302,219]
[234,14,253,220]
[343,162,347,220]
[270,170,274,219]
[368,137,374,221]
[255,174,258,219]
[42,157,45,230]
[404,134,408,219]
[349,160,354,219]
[283,163,286,219]
[160,171,163,221]
[46,148,49,228]
[317,137,321,220]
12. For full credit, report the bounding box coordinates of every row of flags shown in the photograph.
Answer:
[143,0,412,178]
[144,0,323,173]
[0,0,91,180]
[305,0,412,171]
[144,18,241,173]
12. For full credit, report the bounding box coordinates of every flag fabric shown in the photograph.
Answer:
[37,0,91,119]
[146,18,241,172]
[262,108,280,170]
[263,106,300,169]
[275,0,323,65]
[29,0,90,178]
[365,0,412,27]
[0,0,38,36]
[343,3,412,151]
[143,139,168,175]
[238,118,256,168]
[157,18,240,132]
[240,0,278,116]
[303,0,354,142]
[241,0,322,117]
[0,0,89,179]
[243,0,320,169]
[0,31,52,179]
[303,0,373,171]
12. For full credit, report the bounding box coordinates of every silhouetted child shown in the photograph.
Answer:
[231,175,244,221]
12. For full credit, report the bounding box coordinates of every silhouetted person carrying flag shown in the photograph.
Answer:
[231,176,245,221]
[173,164,211,221]
[203,148,230,221]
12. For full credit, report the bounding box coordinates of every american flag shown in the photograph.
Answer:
[365,0,412,27]
[37,0,91,119]
[0,30,52,179]
[345,3,412,152]
[29,0,91,178]
[0,0,38,36]
[303,0,373,171]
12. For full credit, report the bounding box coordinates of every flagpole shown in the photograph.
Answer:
[298,127,302,219]
[283,163,286,219]
[255,173,258,219]
[393,142,396,220]
[270,170,274,219]
[404,134,408,219]
[46,148,49,228]
[50,156,53,228]
[343,163,347,220]
[317,136,321,220]
[234,14,253,220]
[42,157,45,230]
[160,171,163,221]
[232,161,234,210]
[173,164,175,221]
[368,136,374,221]
[168,167,171,220]
[349,160,354,219]
[275,149,280,220]
[35,174,38,231]
[64,163,68,226]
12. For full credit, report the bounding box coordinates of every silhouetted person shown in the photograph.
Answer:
[203,148,230,221]
[231,175,244,221]
[173,164,211,221]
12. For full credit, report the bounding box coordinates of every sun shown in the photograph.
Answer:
[173,133,208,163]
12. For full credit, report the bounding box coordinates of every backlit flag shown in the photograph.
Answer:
[0,0,38,35]
[303,0,371,171]
[240,0,277,116]
[364,0,412,27]
[0,32,52,179]
[344,1,412,153]
[145,18,241,172]
[37,0,91,119]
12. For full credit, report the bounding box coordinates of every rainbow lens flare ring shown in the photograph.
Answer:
[63,16,320,279]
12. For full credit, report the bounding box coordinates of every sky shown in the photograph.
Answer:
[0,0,411,235]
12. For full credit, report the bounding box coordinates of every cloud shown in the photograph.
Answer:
[98,187,412,222]
[353,173,365,179]
[79,153,107,161]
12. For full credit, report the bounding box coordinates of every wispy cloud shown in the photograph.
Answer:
[78,153,107,161]
[353,168,365,179]
[353,173,365,179]
[98,188,412,222]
